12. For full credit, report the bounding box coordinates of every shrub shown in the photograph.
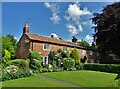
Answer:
[57,59,61,68]
[2,49,11,63]
[84,64,120,73]
[61,51,69,58]
[76,63,84,70]
[63,58,75,70]
[2,65,32,81]
[48,51,57,63]
[57,48,63,53]
[70,48,80,65]
[42,64,53,72]
[6,59,29,70]
[29,51,43,62]
[29,51,43,73]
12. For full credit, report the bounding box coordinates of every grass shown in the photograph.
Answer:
[41,70,118,87]
[2,76,70,87]
[2,70,118,88]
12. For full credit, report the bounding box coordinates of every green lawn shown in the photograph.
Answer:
[2,70,118,88]
[2,76,70,87]
[41,70,118,87]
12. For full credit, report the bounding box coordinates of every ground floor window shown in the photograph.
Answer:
[89,59,94,63]
[43,56,48,64]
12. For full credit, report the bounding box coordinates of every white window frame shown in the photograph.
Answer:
[63,46,67,51]
[43,43,51,50]
[89,51,93,55]
[43,56,48,64]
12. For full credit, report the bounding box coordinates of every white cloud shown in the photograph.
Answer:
[51,33,59,38]
[50,13,60,24]
[66,24,78,35]
[44,2,50,8]
[85,35,93,41]
[65,3,92,35]
[68,4,91,16]
[85,35,93,45]
[44,2,60,24]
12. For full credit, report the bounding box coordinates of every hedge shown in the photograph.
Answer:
[84,63,120,73]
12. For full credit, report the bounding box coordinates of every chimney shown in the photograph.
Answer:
[72,36,78,43]
[51,35,54,38]
[23,22,29,34]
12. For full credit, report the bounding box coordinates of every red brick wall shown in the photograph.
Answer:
[16,35,100,63]
[16,34,30,59]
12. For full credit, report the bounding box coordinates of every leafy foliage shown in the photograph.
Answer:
[70,48,80,65]
[6,59,29,70]
[92,2,120,58]
[63,58,75,70]
[78,39,90,46]
[84,64,120,73]
[48,51,57,64]
[29,51,43,73]
[2,49,11,63]
[2,34,17,59]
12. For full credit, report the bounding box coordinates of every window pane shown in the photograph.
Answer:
[44,44,50,50]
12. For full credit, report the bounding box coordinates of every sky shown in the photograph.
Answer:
[2,2,114,44]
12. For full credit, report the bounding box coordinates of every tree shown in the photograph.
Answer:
[2,49,11,63]
[70,48,80,65]
[92,2,120,60]
[2,34,17,59]
[78,39,90,46]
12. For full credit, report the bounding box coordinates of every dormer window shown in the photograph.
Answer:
[43,43,50,50]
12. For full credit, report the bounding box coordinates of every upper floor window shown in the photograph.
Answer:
[43,43,50,50]
[89,51,93,55]
[63,46,67,51]
[81,50,85,55]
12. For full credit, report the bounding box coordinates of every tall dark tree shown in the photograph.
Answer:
[92,2,120,61]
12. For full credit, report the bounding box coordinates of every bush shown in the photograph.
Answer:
[6,59,29,70]
[48,51,57,64]
[63,58,75,70]
[84,64,120,73]
[2,65,32,81]
[42,64,53,72]
[70,48,80,65]
[29,51,43,62]
[61,51,69,58]
[57,59,61,68]
[76,63,84,70]
[29,51,43,73]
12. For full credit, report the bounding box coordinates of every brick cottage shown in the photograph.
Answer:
[16,22,100,64]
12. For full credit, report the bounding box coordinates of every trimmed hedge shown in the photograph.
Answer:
[84,63,120,73]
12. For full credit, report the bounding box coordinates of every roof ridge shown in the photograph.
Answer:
[28,33,71,43]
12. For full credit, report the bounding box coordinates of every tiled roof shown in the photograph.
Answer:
[26,34,73,46]
[26,34,99,51]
